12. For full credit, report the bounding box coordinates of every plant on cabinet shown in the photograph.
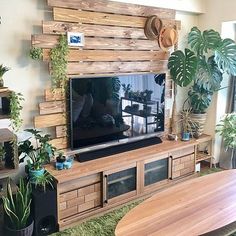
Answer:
[0,64,10,88]
[168,26,236,134]
[18,129,56,181]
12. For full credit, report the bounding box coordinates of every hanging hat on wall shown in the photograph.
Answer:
[158,27,178,51]
[144,15,163,40]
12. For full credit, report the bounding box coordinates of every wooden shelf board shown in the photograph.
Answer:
[0,128,14,142]
[196,152,213,162]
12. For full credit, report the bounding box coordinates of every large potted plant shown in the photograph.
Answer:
[2,178,33,236]
[18,129,56,181]
[216,112,236,168]
[168,26,236,134]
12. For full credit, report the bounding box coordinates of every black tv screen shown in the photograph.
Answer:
[69,73,165,149]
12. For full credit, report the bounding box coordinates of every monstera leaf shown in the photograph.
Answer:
[196,56,223,91]
[188,27,221,55]
[168,49,197,87]
[188,84,213,113]
[214,38,236,76]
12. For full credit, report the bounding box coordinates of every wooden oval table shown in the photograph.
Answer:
[115,170,236,236]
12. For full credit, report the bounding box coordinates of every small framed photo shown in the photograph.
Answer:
[67,32,85,47]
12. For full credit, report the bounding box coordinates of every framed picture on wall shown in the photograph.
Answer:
[67,32,85,47]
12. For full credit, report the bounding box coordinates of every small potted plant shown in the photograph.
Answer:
[18,129,56,181]
[122,83,132,98]
[0,64,10,88]
[216,112,236,168]
[33,171,54,192]
[2,178,33,236]
[178,108,198,141]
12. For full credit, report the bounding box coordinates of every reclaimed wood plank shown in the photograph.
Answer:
[43,49,169,62]
[33,35,161,51]
[50,137,68,149]
[42,20,180,37]
[39,100,65,115]
[56,125,67,138]
[47,0,175,19]
[65,61,168,75]
[45,88,64,101]
[53,7,146,28]
[34,113,66,128]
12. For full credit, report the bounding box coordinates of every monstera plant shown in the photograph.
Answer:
[168,26,236,134]
[168,27,236,111]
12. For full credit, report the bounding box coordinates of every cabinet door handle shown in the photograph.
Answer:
[103,174,108,204]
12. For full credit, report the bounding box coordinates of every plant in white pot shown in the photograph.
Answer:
[168,27,236,134]
[216,112,236,168]
[18,129,56,181]
[2,178,33,236]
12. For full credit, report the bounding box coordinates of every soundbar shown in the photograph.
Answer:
[76,136,162,162]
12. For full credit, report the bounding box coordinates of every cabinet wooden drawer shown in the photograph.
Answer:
[172,154,195,179]
[170,146,194,159]
[59,182,101,220]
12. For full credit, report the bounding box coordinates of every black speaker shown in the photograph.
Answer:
[31,187,58,236]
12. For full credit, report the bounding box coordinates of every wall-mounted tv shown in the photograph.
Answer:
[69,73,165,150]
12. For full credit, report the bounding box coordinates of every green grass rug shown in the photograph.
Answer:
[52,168,236,236]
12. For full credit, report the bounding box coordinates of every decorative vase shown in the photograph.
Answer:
[182,132,190,141]
[4,220,34,236]
[190,113,207,135]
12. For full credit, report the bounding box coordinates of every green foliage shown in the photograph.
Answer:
[0,64,10,77]
[18,129,56,170]
[33,171,54,192]
[2,178,32,230]
[168,49,197,87]
[0,143,5,162]
[122,83,132,93]
[216,113,236,150]
[168,26,236,113]
[29,47,43,60]
[9,92,24,133]
[50,35,69,92]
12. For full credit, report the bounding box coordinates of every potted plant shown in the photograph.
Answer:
[216,112,236,168]
[18,129,56,181]
[0,64,10,88]
[178,108,198,141]
[122,83,132,98]
[33,171,54,192]
[168,26,236,134]
[2,178,33,236]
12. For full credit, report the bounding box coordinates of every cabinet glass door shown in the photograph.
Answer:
[144,158,168,186]
[107,167,136,199]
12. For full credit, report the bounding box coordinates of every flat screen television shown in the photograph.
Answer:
[69,73,165,151]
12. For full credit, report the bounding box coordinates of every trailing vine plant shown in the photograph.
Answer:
[49,35,69,93]
[29,47,43,60]
[9,91,24,133]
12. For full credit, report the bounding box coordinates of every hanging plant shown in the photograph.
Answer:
[50,35,69,93]
[9,91,24,133]
[29,47,43,60]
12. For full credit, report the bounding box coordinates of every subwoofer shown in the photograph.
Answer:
[31,187,58,236]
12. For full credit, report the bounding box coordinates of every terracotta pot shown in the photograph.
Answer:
[190,113,207,135]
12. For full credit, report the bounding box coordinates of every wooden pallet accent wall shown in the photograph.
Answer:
[32,0,180,150]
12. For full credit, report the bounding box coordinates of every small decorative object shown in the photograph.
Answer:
[168,133,178,141]
[0,64,10,88]
[131,104,139,112]
[122,83,132,98]
[158,27,178,51]
[142,89,153,101]
[67,32,85,47]
[144,15,163,40]
[56,152,66,163]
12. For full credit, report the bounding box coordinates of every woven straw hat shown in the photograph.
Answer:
[158,27,178,51]
[144,15,163,40]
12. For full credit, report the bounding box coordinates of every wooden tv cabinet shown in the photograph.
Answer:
[45,135,213,230]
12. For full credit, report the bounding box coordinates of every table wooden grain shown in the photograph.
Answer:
[115,170,236,236]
